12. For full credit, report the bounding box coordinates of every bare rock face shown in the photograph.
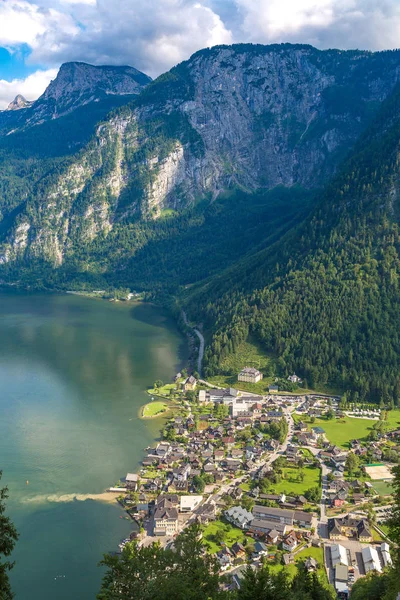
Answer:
[4,43,400,266]
[33,62,152,121]
[0,61,151,134]
[6,95,33,111]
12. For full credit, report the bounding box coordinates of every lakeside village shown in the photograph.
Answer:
[110,366,400,598]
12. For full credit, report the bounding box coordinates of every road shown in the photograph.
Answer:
[181,310,204,376]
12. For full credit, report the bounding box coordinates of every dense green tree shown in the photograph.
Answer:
[0,472,18,600]
[98,525,227,600]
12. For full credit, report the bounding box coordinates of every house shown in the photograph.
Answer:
[330,544,349,567]
[231,542,246,559]
[184,375,197,391]
[125,473,139,491]
[153,496,179,536]
[328,516,372,542]
[286,445,299,460]
[252,506,294,525]
[282,532,298,552]
[180,495,203,512]
[252,541,269,559]
[196,502,216,524]
[225,506,253,529]
[288,373,302,383]
[238,367,263,383]
[294,510,313,528]
[304,557,318,572]
[267,529,280,544]
[216,547,233,570]
[381,542,392,567]
[283,553,294,566]
[173,464,191,482]
[362,546,382,573]
[249,519,287,535]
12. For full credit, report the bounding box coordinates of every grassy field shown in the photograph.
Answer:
[269,546,328,585]
[142,401,168,418]
[202,519,247,553]
[269,465,320,496]
[147,383,180,398]
[385,410,400,430]
[294,415,374,448]
[372,480,394,496]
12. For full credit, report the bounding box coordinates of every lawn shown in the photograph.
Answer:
[147,383,179,398]
[296,415,374,448]
[372,481,394,496]
[269,546,328,586]
[202,519,247,554]
[142,401,168,418]
[384,410,400,431]
[269,465,320,496]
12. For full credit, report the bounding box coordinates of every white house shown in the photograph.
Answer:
[180,495,203,512]
[288,373,302,384]
[362,546,382,573]
[238,367,263,384]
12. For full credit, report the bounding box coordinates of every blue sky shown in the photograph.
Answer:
[0,0,399,108]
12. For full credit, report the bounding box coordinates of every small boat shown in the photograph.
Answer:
[26,480,29,485]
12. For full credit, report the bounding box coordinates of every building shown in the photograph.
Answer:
[200,387,240,404]
[282,532,298,552]
[328,515,372,542]
[180,495,203,512]
[249,519,287,536]
[125,473,139,491]
[334,565,349,598]
[253,506,294,525]
[288,373,302,383]
[362,546,382,573]
[225,506,253,529]
[269,385,279,393]
[381,542,392,567]
[153,496,179,536]
[238,367,263,384]
[184,375,197,391]
[330,544,349,567]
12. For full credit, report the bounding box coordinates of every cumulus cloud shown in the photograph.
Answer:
[1,0,400,107]
[234,0,400,51]
[0,68,57,109]
[0,0,233,78]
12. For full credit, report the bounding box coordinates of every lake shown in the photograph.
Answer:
[0,292,187,600]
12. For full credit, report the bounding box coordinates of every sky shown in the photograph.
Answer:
[0,0,399,108]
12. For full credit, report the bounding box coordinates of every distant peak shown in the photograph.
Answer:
[6,94,33,111]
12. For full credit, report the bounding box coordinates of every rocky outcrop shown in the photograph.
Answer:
[0,61,151,135]
[6,95,33,111]
[3,43,400,266]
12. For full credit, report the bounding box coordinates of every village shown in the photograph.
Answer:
[111,366,400,598]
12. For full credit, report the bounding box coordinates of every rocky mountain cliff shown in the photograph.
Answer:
[0,61,151,135]
[2,43,400,268]
[6,95,33,111]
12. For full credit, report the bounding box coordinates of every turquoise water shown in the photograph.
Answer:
[0,293,186,599]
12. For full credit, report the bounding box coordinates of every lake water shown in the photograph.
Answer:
[0,292,186,600]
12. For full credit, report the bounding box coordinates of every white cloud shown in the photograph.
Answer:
[0,0,79,50]
[234,0,400,51]
[0,68,58,109]
[0,0,232,77]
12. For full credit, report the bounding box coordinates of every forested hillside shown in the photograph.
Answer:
[185,86,400,402]
[1,44,400,269]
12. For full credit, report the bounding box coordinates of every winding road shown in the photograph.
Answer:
[181,310,205,376]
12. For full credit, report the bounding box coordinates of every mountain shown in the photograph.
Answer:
[0,61,151,136]
[184,84,400,402]
[2,44,400,402]
[2,44,400,271]
[6,95,33,111]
